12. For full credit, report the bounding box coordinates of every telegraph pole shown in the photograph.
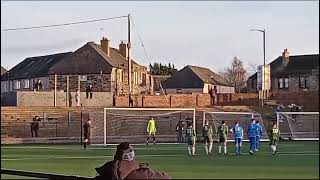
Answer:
[128,14,132,94]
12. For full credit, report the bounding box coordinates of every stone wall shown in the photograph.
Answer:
[2,91,113,107]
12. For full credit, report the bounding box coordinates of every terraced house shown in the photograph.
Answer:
[1,37,154,96]
[247,49,319,93]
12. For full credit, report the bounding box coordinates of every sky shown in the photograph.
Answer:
[1,1,319,74]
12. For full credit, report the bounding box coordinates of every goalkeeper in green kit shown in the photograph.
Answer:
[269,122,280,155]
[202,120,213,155]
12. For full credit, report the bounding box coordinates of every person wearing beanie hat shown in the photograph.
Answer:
[94,142,171,180]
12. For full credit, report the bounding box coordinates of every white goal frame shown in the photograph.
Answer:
[276,111,319,141]
[203,111,269,142]
[103,107,196,146]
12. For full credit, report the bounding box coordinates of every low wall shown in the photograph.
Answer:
[115,93,212,108]
[271,91,319,111]
[2,91,113,107]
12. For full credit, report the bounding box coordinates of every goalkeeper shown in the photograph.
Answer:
[202,120,213,155]
[269,122,280,155]
[146,117,157,145]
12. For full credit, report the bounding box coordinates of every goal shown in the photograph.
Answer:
[93,108,196,145]
[203,111,269,141]
[276,112,319,140]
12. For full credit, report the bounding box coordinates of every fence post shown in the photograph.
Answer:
[80,111,83,145]
[55,122,58,137]
[68,112,70,126]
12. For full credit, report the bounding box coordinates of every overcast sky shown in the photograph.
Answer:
[1,1,319,74]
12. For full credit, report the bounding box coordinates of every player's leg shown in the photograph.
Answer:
[146,133,150,145]
[223,139,227,155]
[83,138,88,149]
[218,140,222,154]
[235,138,239,155]
[255,136,260,151]
[208,137,213,154]
[192,137,196,155]
[249,137,255,154]
[204,137,209,155]
[152,133,156,145]
[187,138,192,155]
[238,138,243,155]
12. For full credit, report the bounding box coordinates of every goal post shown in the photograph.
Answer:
[203,111,269,141]
[101,108,196,146]
[276,112,319,141]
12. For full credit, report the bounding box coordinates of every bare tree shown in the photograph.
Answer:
[219,57,247,93]
[247,62,258,76]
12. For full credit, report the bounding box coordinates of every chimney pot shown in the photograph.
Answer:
[282,48,289,66]
[100,37,110,57]
[119,41,128,59]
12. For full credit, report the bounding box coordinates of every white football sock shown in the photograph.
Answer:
[209,143,213,153]
[274,146,277,151]
[188,147,191,155]
[218,145,222,154]
[224,146,227,154]
[192,146,195,155]
[205,145,208,155]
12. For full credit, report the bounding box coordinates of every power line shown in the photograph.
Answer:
[130,16,151,63]
[1,15,127,31]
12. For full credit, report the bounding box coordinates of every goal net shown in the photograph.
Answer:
[203,111,269,141]
[91,108,196,145]
[276,112,319,140]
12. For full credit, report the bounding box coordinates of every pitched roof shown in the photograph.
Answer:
[188,65,230,86]
[48,42,141,75]
[247,54,319,79]
[163,65,230,89]
[2,41,144,79]
[1,52,72,80]
[272,54,319,76]
[1,66,7,75]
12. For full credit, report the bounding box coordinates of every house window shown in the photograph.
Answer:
[24,79,30,89]
[278,77,288,89]
[142,74,146,86]
[284,78,289,88]
[4,82,8,92]
[278,78,284,89]
[133,72,138,85]
[14,80,21,89]
[117,70,123,83]
[299,76,309,88]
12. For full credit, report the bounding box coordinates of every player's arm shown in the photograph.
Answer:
[147,121,150,132]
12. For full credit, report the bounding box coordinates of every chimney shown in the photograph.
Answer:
[100,37,110,57]
[282,48,289,66]
[119,41,128,59]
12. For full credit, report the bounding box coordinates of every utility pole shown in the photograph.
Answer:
[128,14,132,94]
[250,28,266,106]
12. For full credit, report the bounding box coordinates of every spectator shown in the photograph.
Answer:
[94,142,170,180]
[30,116,40,137]
[129,92,134,107]
[86,85,93,99]
[34,80,43,91]
[176,121,184,143]
[75,91,81,107]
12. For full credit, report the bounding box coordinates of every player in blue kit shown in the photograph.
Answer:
[247,119,256,155]
[255,120,263,152]
[230,121,244,155]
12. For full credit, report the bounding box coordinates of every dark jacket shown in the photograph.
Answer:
[94,159,170,180]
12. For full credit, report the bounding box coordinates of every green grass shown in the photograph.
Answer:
[1,141,319,179]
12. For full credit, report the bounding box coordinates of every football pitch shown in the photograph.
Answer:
[1,141,319,179]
